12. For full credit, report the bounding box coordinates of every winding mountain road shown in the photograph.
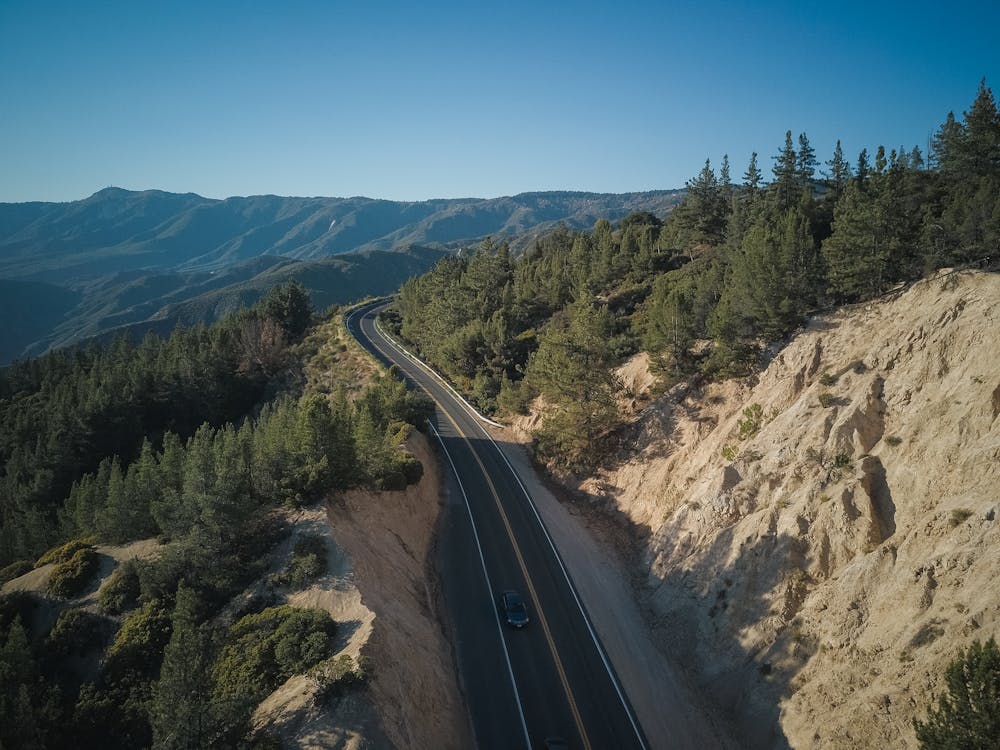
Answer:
[346,300,648,750]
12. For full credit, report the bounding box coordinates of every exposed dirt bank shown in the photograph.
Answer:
[327,430,469,749]
[571,270,1000,748]
[254,431,467,749]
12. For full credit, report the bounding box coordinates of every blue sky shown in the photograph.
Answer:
[1,0,997,202]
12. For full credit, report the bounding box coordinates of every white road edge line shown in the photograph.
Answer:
[429,420,533,750]
[372,314,505,428]
[362,303,649,750]
[346,303,531,750]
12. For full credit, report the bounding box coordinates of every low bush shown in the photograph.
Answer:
[213,606,335,707]
[99,560,141,615]
[35,538,94,568]
[818,392,836,408]
[275,534,327,590]
[737,403,764,440]
[949,508,973,527]
[46,548,100,598]
[103,599,172,680]
[398,453,424,485]
[313,653,367,700]
[47,608,109,657]
[375,470,407,491]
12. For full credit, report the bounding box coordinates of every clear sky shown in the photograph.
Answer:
[1,0,997,203]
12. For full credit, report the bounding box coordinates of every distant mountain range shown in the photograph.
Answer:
[0,187,683,363]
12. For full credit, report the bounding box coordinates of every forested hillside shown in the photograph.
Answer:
[0,283,433,747]
[391,80,1000,472]
[0,189,682,364]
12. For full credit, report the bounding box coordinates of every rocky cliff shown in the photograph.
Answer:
[580,270,1000,747]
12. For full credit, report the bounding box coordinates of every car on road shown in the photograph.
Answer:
[500,589,529,628]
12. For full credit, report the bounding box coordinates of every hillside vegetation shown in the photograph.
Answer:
[0,283,436,748]
[392,80,999,475]
[579,269,999,747]
[390,80,1000,747]
[0,189,682,364]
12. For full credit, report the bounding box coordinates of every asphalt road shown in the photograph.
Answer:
[346,301,648,750]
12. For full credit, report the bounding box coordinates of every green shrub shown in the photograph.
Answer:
[0,560,33,585]
[913,638,1000,748]
[47,608,109,657]
[213,606,336,706]
[721,444,739,462]
[818,392,836,408]
[737,403,764,440]
[104,599,172,680]
[276,534,327,589]
[99,560,141,615]
[35,538,94,568]
[819,372,839,386]
[833,453,852,469]
[375,470,408,492]
[313,653,366,700]
[398,453,424,485]
[885,434,903,446]
[46,547,100,598]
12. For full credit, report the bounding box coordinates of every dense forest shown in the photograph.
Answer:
[0,282,432,747]
[391,80,999,472]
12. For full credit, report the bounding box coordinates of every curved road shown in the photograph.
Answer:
[346,301,648,750]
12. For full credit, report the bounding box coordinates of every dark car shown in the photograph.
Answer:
[500,590,529,628]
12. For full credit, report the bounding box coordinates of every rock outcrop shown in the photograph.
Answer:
[580,270,1000,748]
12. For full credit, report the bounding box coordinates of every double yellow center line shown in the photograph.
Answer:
[360,312,592,749]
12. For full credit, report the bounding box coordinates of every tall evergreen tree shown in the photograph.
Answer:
[959,78,1000,177]
[930,112,963,175]
[743,151,762,193]
[527,302,619,473]
[151,584,216,749]
[796,132,817,184]
[855,148,871,187]
[826,139,852,197]
[822,180,884,300]
[772,131,799,210]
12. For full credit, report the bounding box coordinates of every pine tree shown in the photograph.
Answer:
[527,302,619,473]
[959,78,1000,178]
[743,151,762,193]
[151,584,216,749]
[822,180,883,300]
[913,638,1000,749]
[684,159,727,245]
[796,132,817,185]
[97,457,129,543]
[855,148,871,187]
[825,140,852,197]
[0,618,44,749]
[720,153,733,201]
[931,112,963,176]
[772,131,799,210]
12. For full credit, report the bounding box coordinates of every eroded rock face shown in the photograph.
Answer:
[585,270,1000,748]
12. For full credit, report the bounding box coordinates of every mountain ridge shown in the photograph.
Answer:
[0,187,683,363]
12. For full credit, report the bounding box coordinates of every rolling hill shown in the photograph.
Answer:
[0,187,683,363]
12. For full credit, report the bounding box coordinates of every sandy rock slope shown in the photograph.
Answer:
[578,270,1000,748]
